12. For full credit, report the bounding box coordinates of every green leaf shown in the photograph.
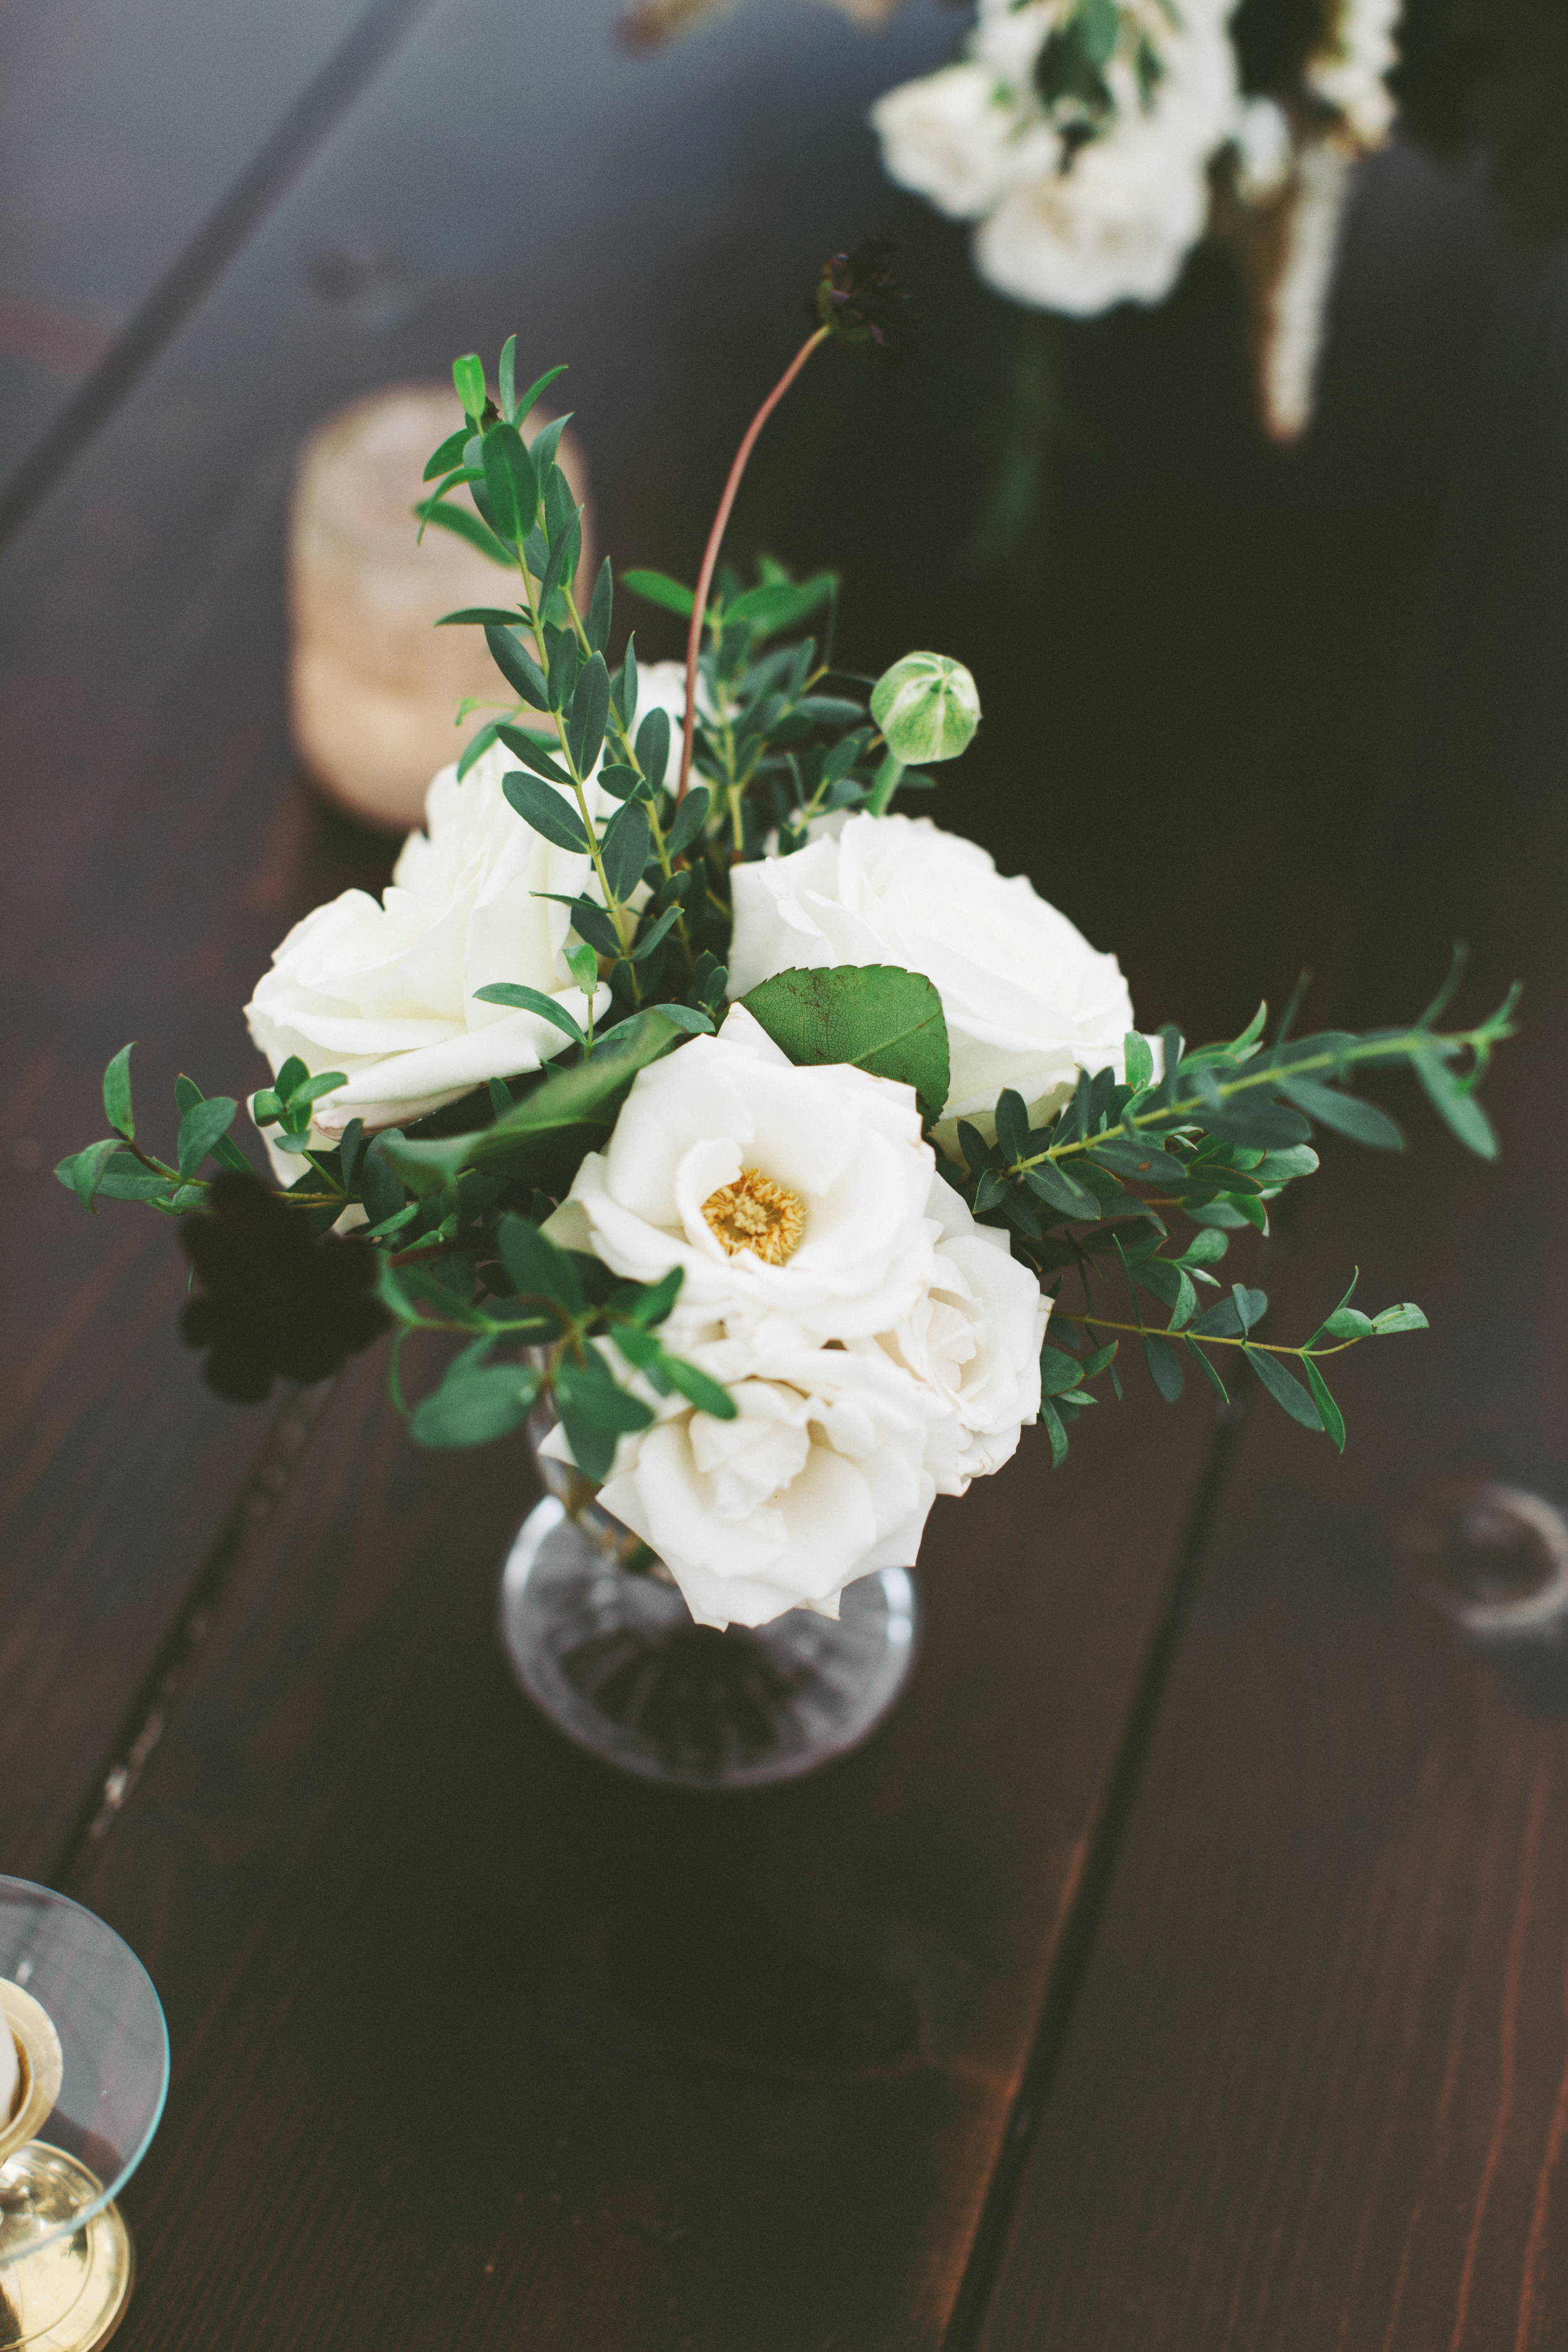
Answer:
[636,705,670,792]
[498,1216,583,1316]
[453,353,486,418]
[472,983,585,1048]
[177,1096,239,1178]
[1253,1145,1319,1186]
[657,1352,737,1419]
[438,606,523,628]
[102,1042,136,1139]
[739,964,950,1130]
[484,626,549,711]
[567,653,611,779]
[1185,1336,1230,1404]
[1303,1357,1345,1451]
[994,1088,1029,1162]
[537,516,581,618]
[480,422,538,548]
[1415,1052,1498,1159]
[1176,1228,1230,1266]
[601,801,650,903]
[497,334,518,421]
[1143,1332,1185,1403]
[514,362,568,427]
[56,1147,172,1205]
[1040,1342,1091,1397]
[502,771,589,852]
[423,426,469,483]
[497,723,571,788]
[554,1351,655,1480]
[622,568,695,619]
[1232,1283,1267,1333]
[1123,1032,1153,1092]
[1074,0,1119,65]
[1021,1159,1101,1220]
[1276,1076,1405,1150]
[71,1136,127,1213]
[630,903,682,963]
[586,558,613,654]
[457,721,500,782]
[723,573,836,637]
[412,1362,539,1448]
[416,498,513,567]
[667,783,710,858]
[1246,1346,1324,1431]
[382,1012,681,1193]
[1372,1302,1429,1335]
[1318,1306,1375,1341]
[1040,1396,1070,1468]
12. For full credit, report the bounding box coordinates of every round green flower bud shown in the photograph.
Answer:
[869,652,981,766]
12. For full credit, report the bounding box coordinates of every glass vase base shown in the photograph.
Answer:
[499,1497,919,1789]
[0,2151,133,2352]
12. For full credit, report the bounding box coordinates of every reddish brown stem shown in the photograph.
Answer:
[675,324,830,805]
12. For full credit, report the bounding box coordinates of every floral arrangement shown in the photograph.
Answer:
[625,0,1568,443]
[58,257,1515,1634]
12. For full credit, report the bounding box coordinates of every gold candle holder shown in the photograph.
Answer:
[289,382,594,832]
[1,1881,167,2352]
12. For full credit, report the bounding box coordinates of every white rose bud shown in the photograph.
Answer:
[871,652,982,766]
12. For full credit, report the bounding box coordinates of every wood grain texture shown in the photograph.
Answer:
[0,0,386,490]
[0,4,1518,2343]
[72,1357,1217,2352]
[973,247,1568,2352]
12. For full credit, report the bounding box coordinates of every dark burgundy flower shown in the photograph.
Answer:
[812,238,915,352]
[180,1175,390,1404]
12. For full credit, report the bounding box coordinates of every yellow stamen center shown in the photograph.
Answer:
[701,1167,806,1266]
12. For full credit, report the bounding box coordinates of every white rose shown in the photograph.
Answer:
[862,1170,1050,1488]
[585,1335,959,1629]
[545,1002,938,1347]
[974,114,1213,314]
[245,736,609,1158]
[727,812,1138,1140]
[870,63,1056,223]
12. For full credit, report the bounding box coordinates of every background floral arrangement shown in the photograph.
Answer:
[626,0,1568,442]
[59,264,1515,1635]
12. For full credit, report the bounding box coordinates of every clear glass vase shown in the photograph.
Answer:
[497,1409,920,1789]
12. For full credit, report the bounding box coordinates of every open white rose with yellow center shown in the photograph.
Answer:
[571,1334,959,1630]
[545,1002,938,1347]
[728,812,1140,1143]
[246,736,609,1163]
[862,1171,1051,1489]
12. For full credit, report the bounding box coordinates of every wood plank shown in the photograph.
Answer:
[972,249,1568,2352]
[72,1352,1217,2352]
[0,0,395,495]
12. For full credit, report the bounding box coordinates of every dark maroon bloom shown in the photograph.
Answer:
[180,1174,389,1404]
[812,238,914,352]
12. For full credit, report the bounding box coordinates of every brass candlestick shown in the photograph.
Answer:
[0,1882,167,2351]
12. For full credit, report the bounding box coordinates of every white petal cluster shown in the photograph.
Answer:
[728,811,1140,1143]
[872,0,1241,318]
[245,661,705,1184]
[246,736,611,1167]
[545,1006,1047,1629]
[1305,0,1400,148]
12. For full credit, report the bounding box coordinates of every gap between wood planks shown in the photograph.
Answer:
[0,0,435,553]
[52,1379,337,1889]
[940,1402,1248,2351]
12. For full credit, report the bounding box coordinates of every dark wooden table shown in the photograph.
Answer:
[3,3,1565,2344]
